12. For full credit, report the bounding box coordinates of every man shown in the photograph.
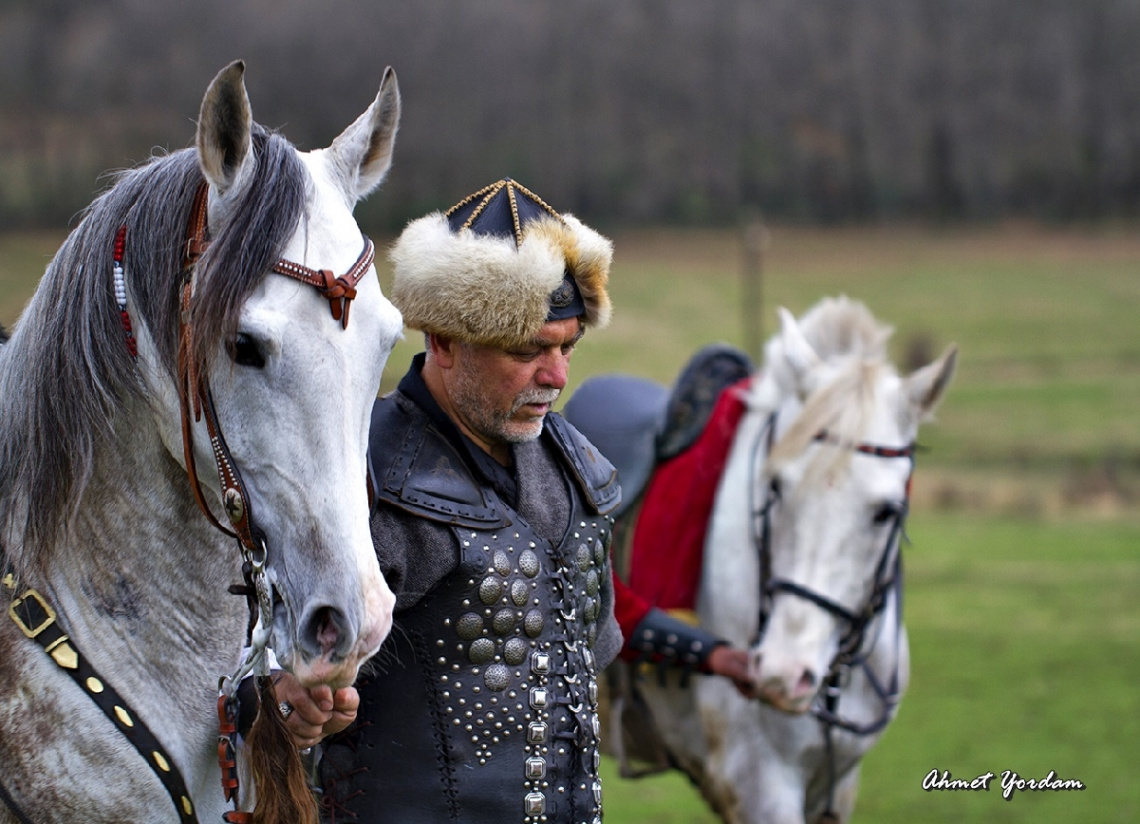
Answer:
[274,179,750,823]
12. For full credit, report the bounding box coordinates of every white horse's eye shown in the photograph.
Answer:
[872,502,902,525]
[231,333,265,369]
[768,476,784,502]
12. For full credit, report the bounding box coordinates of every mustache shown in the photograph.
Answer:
[512,387,561,411]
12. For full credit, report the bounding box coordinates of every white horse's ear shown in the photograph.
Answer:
[778,306,821,398]
[196,60,255,201]
[327,66,401,204]
[905,343,958,421]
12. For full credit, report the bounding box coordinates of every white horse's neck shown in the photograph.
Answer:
[697,373,786,646]
[40,400,246,816]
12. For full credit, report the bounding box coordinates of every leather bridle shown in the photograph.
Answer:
[749,413,914,723]
[177,181,374,558]
[183,180,377,822]
[748,411,915,821]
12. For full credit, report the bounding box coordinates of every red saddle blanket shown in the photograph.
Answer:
[626,377,751,612]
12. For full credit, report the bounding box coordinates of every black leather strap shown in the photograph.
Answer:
[0,773,36,824]
[4,570,200,824]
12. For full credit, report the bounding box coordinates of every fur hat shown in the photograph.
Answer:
[389,179,613,349]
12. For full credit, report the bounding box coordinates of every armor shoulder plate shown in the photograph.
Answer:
[368,395,510,528]
[545,412,622,515]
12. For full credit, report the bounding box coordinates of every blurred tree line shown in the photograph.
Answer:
[2,0,1139,230]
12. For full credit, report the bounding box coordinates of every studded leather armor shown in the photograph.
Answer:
[319,395,621,824]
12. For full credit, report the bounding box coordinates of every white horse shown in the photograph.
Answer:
[593,297,956,824]
[0,61,402,823]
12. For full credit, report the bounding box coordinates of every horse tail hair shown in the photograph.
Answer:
[244,677,319,824]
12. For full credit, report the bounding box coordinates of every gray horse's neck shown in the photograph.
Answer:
[39,401,248,794]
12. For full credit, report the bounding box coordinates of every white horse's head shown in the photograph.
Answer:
[146,62,403,688]
[747,298,956,713]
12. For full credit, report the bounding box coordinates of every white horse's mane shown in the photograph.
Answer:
[762,296,896,488]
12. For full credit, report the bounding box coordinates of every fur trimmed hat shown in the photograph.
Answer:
[389,179,613,349]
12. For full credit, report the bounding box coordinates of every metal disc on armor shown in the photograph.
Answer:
[484,664,510,691]
[510,579,529,606]
[456,612,484,640]
[586,569,600,596]
[479,576,503,605]
[492,550,511,576]
[593,537,606,565]
[503,637,528,665]
[468,638,495,665]
[492,608,517,635]
[576,543,591,571]
[524,609,544,637]
[519,549,540,578]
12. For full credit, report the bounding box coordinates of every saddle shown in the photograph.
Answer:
[563,343,754,517]
[564,344,754,779]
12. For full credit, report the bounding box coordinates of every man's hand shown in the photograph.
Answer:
[706,645,757,699]
[271,673,360,751]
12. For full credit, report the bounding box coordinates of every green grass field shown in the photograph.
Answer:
[2,220,1137,822]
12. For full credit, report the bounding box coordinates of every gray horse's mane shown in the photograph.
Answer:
[766,297,895,488]
[0,124,308,572]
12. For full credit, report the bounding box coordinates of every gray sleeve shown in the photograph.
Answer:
[369,503,459,613]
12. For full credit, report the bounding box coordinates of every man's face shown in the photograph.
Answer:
[448,317,584,450]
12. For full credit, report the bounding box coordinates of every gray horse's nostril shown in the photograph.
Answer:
[302,605,352,661]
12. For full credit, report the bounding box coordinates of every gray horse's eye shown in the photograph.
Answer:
[231,333,265,368]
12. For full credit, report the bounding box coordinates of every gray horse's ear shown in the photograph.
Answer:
[196,60,254,200]
[327,66,401,204]
[905,343,958,421]
[778,306,821,399]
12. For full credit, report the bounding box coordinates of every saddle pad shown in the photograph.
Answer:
[628,377,751,610]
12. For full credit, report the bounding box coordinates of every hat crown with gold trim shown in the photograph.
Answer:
[389,178,612,349]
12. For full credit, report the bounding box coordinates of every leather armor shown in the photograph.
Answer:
[320,395,620,824]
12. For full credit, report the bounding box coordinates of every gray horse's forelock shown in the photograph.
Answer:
[0,124,308,572]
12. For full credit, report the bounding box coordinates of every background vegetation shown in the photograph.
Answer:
[5,1,1140,229]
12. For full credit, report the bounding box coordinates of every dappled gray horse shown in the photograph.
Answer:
[0,61,402,824]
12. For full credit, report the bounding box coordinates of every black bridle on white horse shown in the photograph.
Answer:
[749,411,915,816]
[749,411,915,819]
